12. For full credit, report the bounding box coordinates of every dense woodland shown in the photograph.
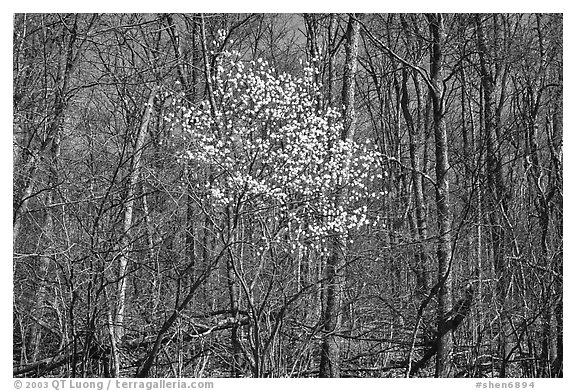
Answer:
[13,13,562,378]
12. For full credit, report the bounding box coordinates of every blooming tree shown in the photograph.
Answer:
[168,51,384,260]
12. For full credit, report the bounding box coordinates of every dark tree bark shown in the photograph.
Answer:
[425,13,455,378]
[319,13,360,378]
[400,67,430,295]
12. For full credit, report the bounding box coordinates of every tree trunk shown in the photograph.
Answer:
[426,13,454,378]
[400,68,430,294]
[29,131,61,362]
[476,14,514,376]
[115,87,157,346]
[319,13,359,378]
[227,241,244,377]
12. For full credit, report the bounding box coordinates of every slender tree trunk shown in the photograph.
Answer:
[115,87,157,345]
[319,13,359,378]
[303,14,320,86]
[476,14,514,376]
[141,187,160,313]
[425,13,454,378]
[166,13,201,307]
[327,14,337,108]
[28,130,61,362]
[227,250,243,377]
[400,68,430,294]
[200,14,217,118]
[551,106,563,378]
